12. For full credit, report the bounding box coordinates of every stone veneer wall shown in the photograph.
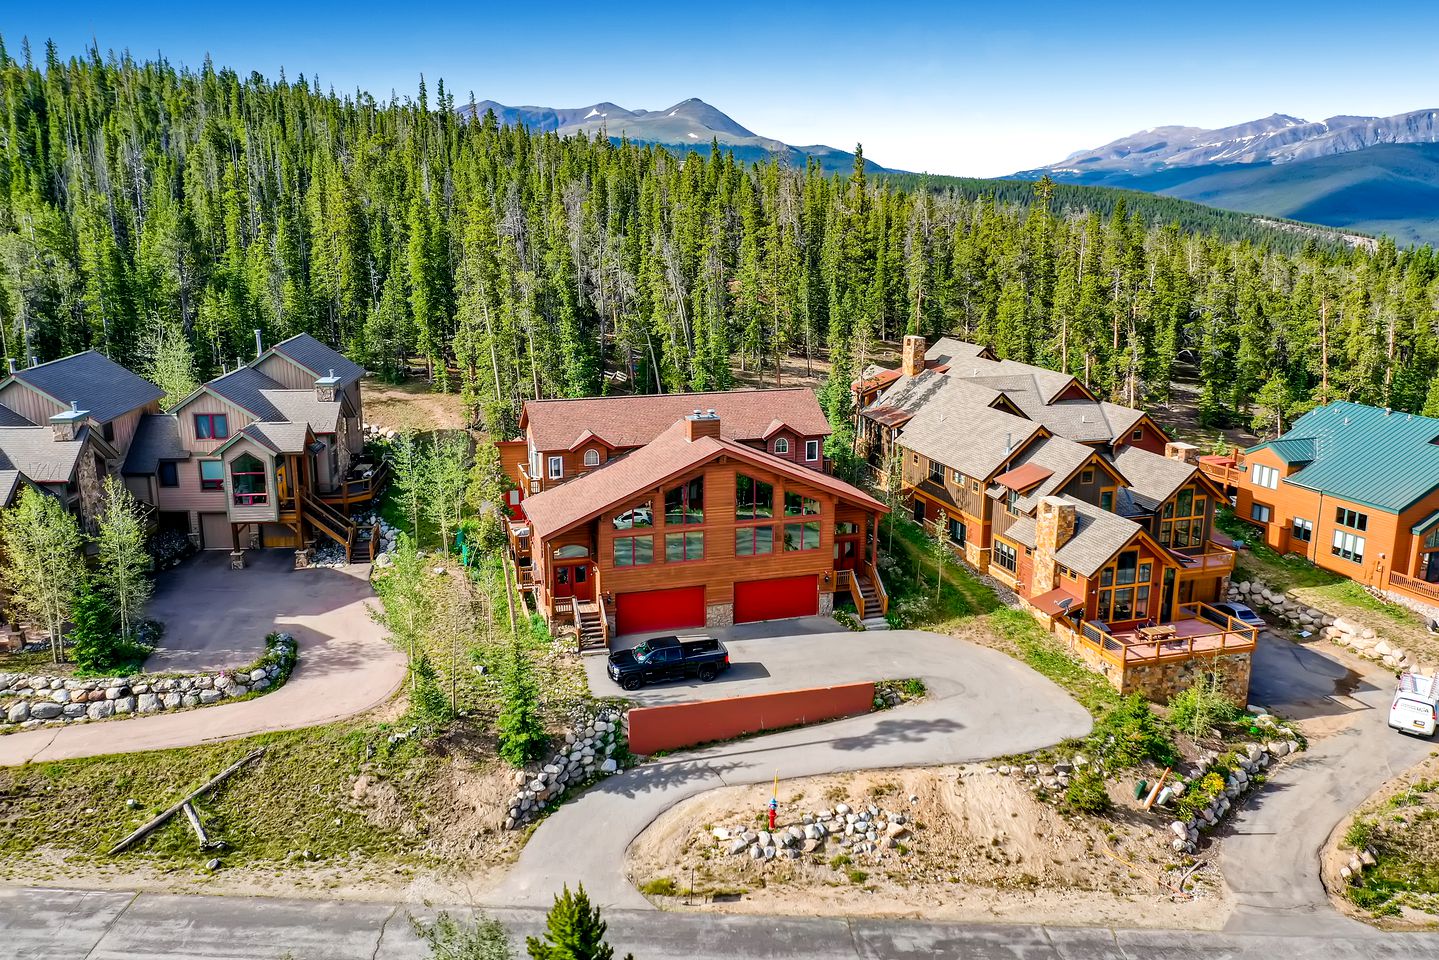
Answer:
[705,602,735,629]
[1120,651,1252,705]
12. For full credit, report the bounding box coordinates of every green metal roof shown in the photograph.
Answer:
[1246,401,1439,513]
[1412,510,1439,536]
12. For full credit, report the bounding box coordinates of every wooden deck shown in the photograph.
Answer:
[1077,603,1258,667]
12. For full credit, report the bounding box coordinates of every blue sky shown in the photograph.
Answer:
[6,2,1438,176]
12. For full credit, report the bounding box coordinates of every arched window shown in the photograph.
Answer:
[554,544,590,560]
[773,438,790,455]
[231,453,268,506]
[583,449,601,467]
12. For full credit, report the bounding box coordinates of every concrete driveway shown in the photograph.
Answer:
[145,550,324,672]
[1221,631,1432,935]
[0,556,405,766]
[495,627,1093,910]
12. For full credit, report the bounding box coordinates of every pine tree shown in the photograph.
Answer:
[526,884,632,960]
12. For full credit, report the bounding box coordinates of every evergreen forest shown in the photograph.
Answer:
[4,39,1439,440]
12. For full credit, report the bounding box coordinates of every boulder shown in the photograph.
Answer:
[113,696,135,714]
[728,838,749,856]
[600,758,618,774]
[62,703,86,718]
[1374,640,1393,658]
[136,693,162,713]
[199,690,223,705]
[87,700,114,720]
[30,702,63,720]
[6,701,30,723]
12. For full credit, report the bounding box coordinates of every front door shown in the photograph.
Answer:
[912,499,926,524]
[1161,568,1176,622]
[555,562,593,602]
[1426,551,1439,583]
[836,536,861,571]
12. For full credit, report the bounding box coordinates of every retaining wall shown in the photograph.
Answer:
[626,682,875,755]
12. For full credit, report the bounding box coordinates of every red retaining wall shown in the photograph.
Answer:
[625,682,876,755]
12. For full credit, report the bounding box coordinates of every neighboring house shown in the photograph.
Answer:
[860,334,1251,702]
[1234,401,1439,610]
[504,395,887,650]
[0,409,120,534]
[120,333,380,560]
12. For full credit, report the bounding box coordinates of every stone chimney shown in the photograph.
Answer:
[49,402,88,442]
[901,334,926,378]
[686,408,721,442]
[316,369,341,403]
[1032,496,1077,595]
[1164,441,1199,464]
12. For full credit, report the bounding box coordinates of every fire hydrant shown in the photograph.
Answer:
[768,796,777,831]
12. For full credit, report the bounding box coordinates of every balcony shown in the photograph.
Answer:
[1388,571,1439,604]
[1198,454,1243,491]
[318,460,391,509]
[1075,602,1258,668]
[1170,541,1237,575]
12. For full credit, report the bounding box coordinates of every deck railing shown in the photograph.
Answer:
[840,569,868,621]
[865,561,889,616]
[1173,542,1237,573]
[1075,602,1257,668]
[1388,571,1439,603]
[1197,455,1243,489]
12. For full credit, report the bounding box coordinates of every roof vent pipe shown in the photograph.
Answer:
[5,359,14,375]
[254,328,263,358]
[29,356,37,367]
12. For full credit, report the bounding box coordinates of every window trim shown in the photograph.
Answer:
[612,534,654,567]
[230,453,269,506]
[1335,507,1368,532]
[735,524,775,557]
[1131,428,1144,442]
[1250,502,1272,524]
[1332,529,1366,564]
[193,413,229,441]
[665,476,705,525]
[773,437,790,455]
[782,520,821,552]
[664,529,705,563]
[199,459,225,491]
[804,439,820,462]
[735,474,774,521]
[582,448,601,468]
[1293,517,1313,543]
[993,539,1018,574]
[928,460,944,485]
[547,455,563,480]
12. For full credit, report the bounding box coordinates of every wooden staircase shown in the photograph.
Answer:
[300,492,359,563]
[854,571,890,631]
[576,601,607,652]
[349,522,380,563]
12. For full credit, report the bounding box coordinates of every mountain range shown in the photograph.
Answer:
[1015,110,1439,245]
[463,97,890,173]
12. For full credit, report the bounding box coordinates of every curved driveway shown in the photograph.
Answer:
[0,559,405,766]
[488,628,1093,910]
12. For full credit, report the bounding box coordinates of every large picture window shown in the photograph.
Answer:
[994,540,1017,573]
[230,454,268,506]
[1332,529,1365,564]
[612,535,653,567]
[735,475,774,520]
[783,492,819,517]
[664,530,704,562]
[1160,487,1207,549]
[194,413,229,440]
[1097,549,1151,623]
[612,501,653,530]
[736,524,774,557]
[665,477,704,525]
[783,521,820,551]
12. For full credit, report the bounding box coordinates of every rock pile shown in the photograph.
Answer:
[712,800,916,862]
[1231,578,1431,672]
[1168,729,1298,854]
[994,756,1084,792]
[504,706,626,830]
[363,422,398,443]
[1340,846,1380,882]
[309,542,348,568]
[0,634,296,728]
[364,513,401,569]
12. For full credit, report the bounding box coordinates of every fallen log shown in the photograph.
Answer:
[180,801,222,851]
[108,748,265,856]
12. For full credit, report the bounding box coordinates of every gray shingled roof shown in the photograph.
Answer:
[262,390,342,433]
[270,333,366,386]
[864,370,1002,425]
[1053,498,1143,577]
[899,396,1043,483]
[241,421,313,454]
[205,367,287,421]
[0,427,87,483]
[122,414,190,474]
[924,337,992,367]
[0,470,21,505]
[0,403,32,427]
[7,351,163,423]
[1008,436,1101,513]
[1109,446,1197,513]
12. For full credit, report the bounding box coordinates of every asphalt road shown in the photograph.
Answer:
[500,628,1094,910]
[1220,631,1433,935]
[6,886,1438,959]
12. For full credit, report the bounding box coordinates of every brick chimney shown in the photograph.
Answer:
[686,408,721,442]
[1033,496,1077,595]
[901,335,926,378]
[49,402,88,442]
[1164,441,1199,464]
[315,369,341,403]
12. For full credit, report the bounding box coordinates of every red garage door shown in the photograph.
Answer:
[615,586,706,636]
[734,574,819,624]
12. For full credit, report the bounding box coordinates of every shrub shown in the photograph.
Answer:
[1062,768,1112,815]
[1168,677,1243,739]
[637,877,677,897]
[526,883,631,960]
[1345,817,1375,850]
[846,868,869,884]
[497,643,548,766]
[409,654,451,729]
[1089,695,1178,769]
[70,589,154,674]
[410,910,513,960]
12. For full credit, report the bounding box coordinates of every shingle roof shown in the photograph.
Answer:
[522,419,885,540]
[0,470,20,505]
[261,390,342,433]
[122,414,190,474]
[204,367,287,421]
[522,389,832,453]
[241,421,313,454]
[1109,446,1198,513]
[993,462,1054,492]
[899,397,1044,483]
[1006,435,1101,513]
[1250,401,1439,512]
[0,427,87,483]
[1052,498,1144,577]
[268,333,366,386]
[943,354,1081,405]
[864,370,1003,429]
[0,403,32,427]
[5,351,163,424]
[924,337,992,367]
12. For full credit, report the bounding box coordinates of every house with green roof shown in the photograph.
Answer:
[1236,400,1439,607]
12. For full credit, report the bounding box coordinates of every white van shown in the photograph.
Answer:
[1390,673,1439,737]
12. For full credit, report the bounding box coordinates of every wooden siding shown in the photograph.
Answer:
[106,404,161,459]
[1055,455,1127,509]
[221,437,280,524]
[1120,418,1170,454]
[255,353,311,390]
[172,391,256,456]
[0,380,63,425]
[156,456,226,513]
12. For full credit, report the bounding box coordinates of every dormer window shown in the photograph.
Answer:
[583,449,601,468]
[773,438,790,455]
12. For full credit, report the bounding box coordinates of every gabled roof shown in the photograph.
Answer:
[522,419,885,540]
[1052,498,1147,578]
[1,350,163,424]
[1003,434,1107,514]
[0,470,21,506]
[1248,401,1439,512]
[1109,446,1200,513]
[566,429,616,452]
[924,337,994,367]
[993,462,1053,492]
[122,414,191,474]
[261,390,342,434]
[0,427,89,484]
[0,403,32,427]
[864,370,1004,430]
[899,398,1044,483]
[264,332,366,386]
[190,367,287,422]
[521,389,831,453]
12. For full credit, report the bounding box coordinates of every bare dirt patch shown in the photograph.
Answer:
[627,766,1230,928]
[362,377,469,433]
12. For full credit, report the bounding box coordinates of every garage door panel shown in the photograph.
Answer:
[200,512,231,550]
[616,586,706,636]
[734,574,818,624]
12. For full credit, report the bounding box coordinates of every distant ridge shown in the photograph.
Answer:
[461,97,892,174]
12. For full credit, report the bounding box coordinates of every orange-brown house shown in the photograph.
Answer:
[1235,401,1439,609]
[508,401,887,649]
